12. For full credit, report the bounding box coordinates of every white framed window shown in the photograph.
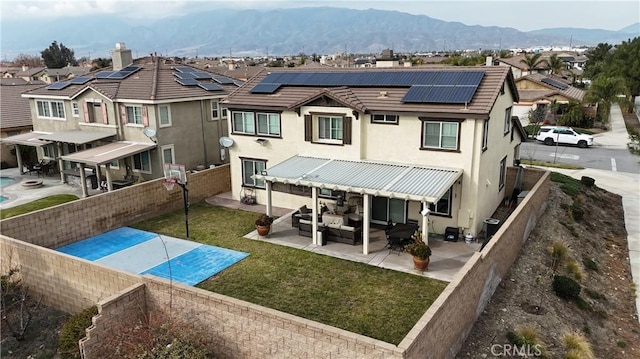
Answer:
[482,119,489,151]
[257,113,280,136]
[232,111,255,134]
[422,121,459,150]
[42,144,56,159]
[429,187,452,216]
[36,100,66,119]
[87,102,102,123]
[504,106,512,135]
[159,105,171,127]
[241,158,265,188]
[499,156,507,190]
[161,145,175,164]
[211,101,227,120]
[72,101,79,117]
[133,151,151,173]
[372,114,398,124]
[126,105,143,125]
[318,115,343,141]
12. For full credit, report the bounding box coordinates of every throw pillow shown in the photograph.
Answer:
[299,205,309,214]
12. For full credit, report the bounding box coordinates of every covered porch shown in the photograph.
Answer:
[255,156,463,255]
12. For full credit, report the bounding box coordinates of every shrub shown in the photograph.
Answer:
[580,176,595,187]
[563,331,594,359]
[553,275,581,300]
[585,288,606,301]
[551,172,582,198]
[571,203,584,221]
[58,306,98,359]
[582,258,598,271]
[506,325,546,356]
[137,338,209,359]
[549,241,569,269]
[617,340,627,348]
[565,260,585,281]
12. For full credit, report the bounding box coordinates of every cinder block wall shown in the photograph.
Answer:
[80,283,147,359]
[401,169,550,358]
[0,165,231,248]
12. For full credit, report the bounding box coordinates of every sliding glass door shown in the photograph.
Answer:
[371,196,406,225]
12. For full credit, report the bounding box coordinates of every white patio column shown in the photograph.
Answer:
[265,181,272,217]
[362,194,370,255]
[57,143,64,183]
[15,145,23,174]
[79,163,88,198]
[105,164,113,191]
[421,202,430,246]
[312,187,319,245]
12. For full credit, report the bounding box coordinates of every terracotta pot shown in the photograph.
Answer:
[413,256,430,271]
[256,225,271,236]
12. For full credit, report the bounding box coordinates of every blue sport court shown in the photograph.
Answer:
[57,227,249,286]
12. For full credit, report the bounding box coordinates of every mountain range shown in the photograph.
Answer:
[1,7,638,59]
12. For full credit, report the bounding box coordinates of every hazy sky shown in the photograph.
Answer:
[1,0,638,31]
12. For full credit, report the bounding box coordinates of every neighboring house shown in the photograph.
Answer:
[222,66,525,254]
[0,78,46,167]
[14,66,47,83]
[4,43,239,196]
[495,55,550,79]
[43,66,92,84]
[514,73,585,125]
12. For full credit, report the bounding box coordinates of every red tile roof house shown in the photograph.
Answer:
[222,65,526,254]
[0,78,46,167]
[3,43,240,196]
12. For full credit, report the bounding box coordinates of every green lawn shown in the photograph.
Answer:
[134,204,447,345]
[0,194,78,219]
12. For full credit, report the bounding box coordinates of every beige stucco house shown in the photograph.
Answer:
[513,73,585,125]
[3,43,238,196]
[222,66,525,254]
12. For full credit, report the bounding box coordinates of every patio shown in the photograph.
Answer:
[206,191,481,282]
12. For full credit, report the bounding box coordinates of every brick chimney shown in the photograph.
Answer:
[111,42,133,71]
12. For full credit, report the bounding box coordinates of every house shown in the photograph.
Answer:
[3,43,239,196]
[222,66,525,254]
[0,78,46,167]
[495,55,550,79]
[513,73,585,125]
[14,65,47,83]
[43,66,92,84]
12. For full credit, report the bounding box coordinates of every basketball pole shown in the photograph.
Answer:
[177,181,189,239]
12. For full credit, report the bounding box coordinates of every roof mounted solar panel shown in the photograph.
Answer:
[174,72,197,79]
[250,83,281,94]
[423,85,455,102]
[457,71,485,85]
[174,66,194,73]
[233,80,245,87]
[447,86,478,103]
[198,82,223,91]
[96,71,115,79]
[213,76,234,84]
[120,66,141,73]
[176,78,199,86]
[402,85,432,103]
[69,76,92,85]
[541,78,569,90]
[190,72,213,80]
[47,81,72,90]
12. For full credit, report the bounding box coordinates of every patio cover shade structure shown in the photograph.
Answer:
[255,155,462,203]
[0,131,53,147]
[60,141,156,166]
[37,130,116,145]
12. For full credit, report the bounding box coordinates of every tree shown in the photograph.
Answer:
[91,57,111,71]
[12,54,43,67]
[607,37,640,108]
[585,76,625,124]
[40,41,77,68]
[520,53,547,73]
[583,43,613,80]
[546,54,565,75]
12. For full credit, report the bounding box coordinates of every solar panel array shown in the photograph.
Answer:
[47,81,72,90]
[541,77,569,90]
[94,66,142,80]
[249,70,485,104]
[172,66,239,92]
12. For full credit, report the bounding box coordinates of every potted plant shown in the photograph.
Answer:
[405,231,432,271]
[255,214,274,236]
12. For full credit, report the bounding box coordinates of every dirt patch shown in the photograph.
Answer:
[458,181,640,358]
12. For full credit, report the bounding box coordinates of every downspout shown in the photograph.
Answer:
[200,99,208,166]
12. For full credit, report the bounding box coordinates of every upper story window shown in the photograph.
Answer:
[126,105,143,125]
[504,107,512,135]
[421,120,459,150]
[211,101,228,120]
[257,113,281,136]
[232,111,281,137]
[372,114,399,124]
[36,100,65,119]
[159,105,171,127]
[304,113,352,145]
[72,102,80,117]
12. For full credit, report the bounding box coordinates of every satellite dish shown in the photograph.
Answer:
[219,136,234,148]
[143,127,157,138]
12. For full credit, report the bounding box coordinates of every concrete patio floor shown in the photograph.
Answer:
[206,191,482,282]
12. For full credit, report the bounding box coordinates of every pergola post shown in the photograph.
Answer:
[421,202,430,246]
[79,163,88,197]
[362,194,371,255]
[14,145,24,174]
[265,181,272,217]
[311,187,319,245]
[57,143,64,183]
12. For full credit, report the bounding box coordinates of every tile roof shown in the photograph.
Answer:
[1,82,47,129]
[496,55,549,71]
[15,67,46,77]
[518,73,585,101]
[22,58,242,102]
[223,66,517,119]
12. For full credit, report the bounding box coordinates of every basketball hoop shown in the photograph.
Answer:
[163,178,177,191]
